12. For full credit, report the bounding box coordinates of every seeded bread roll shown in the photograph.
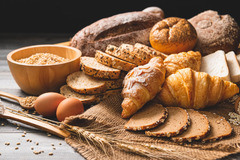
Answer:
[81,57,121,79]
[124,103,168,131]
[149,17,197,55]
[200,111,232,143]
[66,71,106,94]
[70,7,164,57]
[95,50,137,71]
[145,107,190,137]
[171,109,210,143]
[189,10,240,55]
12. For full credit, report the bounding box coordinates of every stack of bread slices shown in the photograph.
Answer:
[125,102,232,143]
[201,50,240,83]
[61,43,167,105]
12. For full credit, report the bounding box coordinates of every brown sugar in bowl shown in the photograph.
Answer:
[7,45,81,95]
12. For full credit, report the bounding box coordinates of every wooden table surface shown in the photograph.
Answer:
[0,33,240,160]
[0,33,84,160]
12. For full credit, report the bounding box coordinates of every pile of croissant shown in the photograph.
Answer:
[121,51,239,118]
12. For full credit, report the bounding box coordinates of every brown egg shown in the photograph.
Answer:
[56,98,84,122]
[34,92,66,117]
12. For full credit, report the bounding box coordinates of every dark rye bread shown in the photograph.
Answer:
[80,57,121,79]
[124,103,168,131]
[95,50,137,71]
[70,7,164,57]
[189,10,240,56]
[171,109,210,143]
[200,111,232,143]
[145,107,190,137]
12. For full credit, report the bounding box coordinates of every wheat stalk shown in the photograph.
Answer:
[4,107,192,160]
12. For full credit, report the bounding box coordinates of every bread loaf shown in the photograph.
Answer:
[70,7,164,57]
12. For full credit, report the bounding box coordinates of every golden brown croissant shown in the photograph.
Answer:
[156,68,239,109]
[121,57,166,118]
[164,51,201,77]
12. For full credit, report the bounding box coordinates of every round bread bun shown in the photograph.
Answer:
[189,10,240,56]
[149,17,197,55]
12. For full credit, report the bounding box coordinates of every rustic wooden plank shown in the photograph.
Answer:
[0,34,86,159]
[0,132,82,159]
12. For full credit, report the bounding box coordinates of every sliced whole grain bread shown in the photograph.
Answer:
[95,50,137,71]
[101,71,126,89]
[61,85,122,105]
[60,85,99,105]
[81,56,121,79]
[105,44,144,65]
[124,102,168,131]
[200,111,232,143]
[66,71,106,94]
[145,107,190,137]
[133,43,168,64]
[171,109,210,143]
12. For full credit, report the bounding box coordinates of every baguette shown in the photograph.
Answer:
[95,50,137,71]
[81,56,121,79]
[70,7,164,57]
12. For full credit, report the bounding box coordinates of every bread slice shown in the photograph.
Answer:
[200,50,231,81]
[133,43,168,64]
[145,107,190,137]
[171,109,210,143]
[60,85,98,105]
[60,85,122,105]
[105,44,144,65]
[226,51,240,83]
[95,50,137,71]
[66,71,106,94]
[200,111,232,143]
[81,56,121,79]
[124,102,168,131]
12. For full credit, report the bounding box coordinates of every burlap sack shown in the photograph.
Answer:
[64,93,240,160]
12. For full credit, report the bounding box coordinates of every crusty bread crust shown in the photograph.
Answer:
[150,17,197,54]
[70,9,164,57]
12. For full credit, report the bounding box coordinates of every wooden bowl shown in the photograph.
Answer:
[7,45,81,95]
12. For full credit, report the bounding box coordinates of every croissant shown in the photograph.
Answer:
[156,68,239,109]
[121,57,166,118]
[164,51,201,77]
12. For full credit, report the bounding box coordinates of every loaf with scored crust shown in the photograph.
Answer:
[70,7,164,57]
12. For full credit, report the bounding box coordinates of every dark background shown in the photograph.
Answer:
[0,0,239,34]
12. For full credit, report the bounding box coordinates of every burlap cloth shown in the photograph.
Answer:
[63,93,240,160]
